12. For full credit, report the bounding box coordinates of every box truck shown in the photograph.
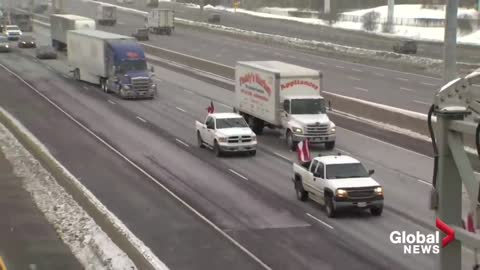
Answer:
[67,30,157,99]
[96,4,117,26]
[146,0,159,8]
[146,9,174,35]
[234,61,336,150]
[50,14,95,50]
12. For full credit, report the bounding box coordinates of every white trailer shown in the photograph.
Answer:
[234,61,336,150]
[96,4,117,26]
[50,14,95,50]
[146,9,174,35]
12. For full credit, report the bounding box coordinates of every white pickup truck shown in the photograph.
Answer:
[196,113,257,156]
[293,154,384,217]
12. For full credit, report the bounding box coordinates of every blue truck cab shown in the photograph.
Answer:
[105,40,157,99]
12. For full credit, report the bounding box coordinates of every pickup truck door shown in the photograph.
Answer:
[303,159,319,194]
[204,116,215,146]
[313,162,326,200]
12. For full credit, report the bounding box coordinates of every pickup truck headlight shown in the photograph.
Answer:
[150,83,156,89]
[329,123,336,133]
[218,137,227,143]
[336,189,347,198]
[374,187,383,196]
[122,85,131,90]
[292,127,303,134]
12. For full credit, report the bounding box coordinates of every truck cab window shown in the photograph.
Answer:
[310,160,319,173]
[290,99,326,115]
[315,163,324,178]
[206,117,214,129]
[283,100,290,113]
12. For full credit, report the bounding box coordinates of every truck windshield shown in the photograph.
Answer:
[290,99,326,114]
[117,60,147,73]
[216,118,249,129]
[6,26,19,30]
[326,163,369,179]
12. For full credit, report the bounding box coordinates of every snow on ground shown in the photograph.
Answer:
[343,4,478,20]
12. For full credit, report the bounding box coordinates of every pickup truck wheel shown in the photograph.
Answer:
[214,141,223,157]
[286,131,297,151]
[295,185,308,201]
[370,207,383,216]
[197,132,205,148]
[325,196,336,218]
[325,141,335,150]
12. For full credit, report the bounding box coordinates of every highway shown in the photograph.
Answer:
[54,0,446,114]
[106,0,480,64]
[2,24,463,269]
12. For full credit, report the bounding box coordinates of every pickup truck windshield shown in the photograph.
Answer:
[117,60,147,73]
[6,26,19,31]
[326,163,369,179]
[290,99,326,114]
[216,118,248,129]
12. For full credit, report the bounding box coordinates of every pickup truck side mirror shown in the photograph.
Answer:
[368,169,375,176]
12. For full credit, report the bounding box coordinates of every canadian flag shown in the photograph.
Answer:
[297,139,311,163]
[207,101,215,114]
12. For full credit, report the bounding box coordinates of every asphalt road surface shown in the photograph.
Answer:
[3,29,463,269]
[105,0,480,64]
[53,0,445,113]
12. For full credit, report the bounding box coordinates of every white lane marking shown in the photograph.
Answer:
[229,169,249,181]
[183,89,194,94]
[273,152,290,162]
[83,86,89,90]
[220,103,233,109]
[400,87,414,92]
[348,76,361,81]
[421,82,436,87]
[373,72,384,77]
[0,63,272,270]
[354,87,369,92]
[176,106,187,113]
[417,179,432,186]
[413,100,431,106]
[136,116,147,123]
[306,213,334,229]
[352,68,362,72]
[396,77,409,81]
[107,99,116,105]
[175,138,190,147]
[336,65,345,69]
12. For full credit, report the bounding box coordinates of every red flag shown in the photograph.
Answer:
[207,101,215,114]
[297,139,311,163]
[467,212,476,233]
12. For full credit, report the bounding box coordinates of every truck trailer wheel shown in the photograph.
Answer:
[325,141,335,150]
[286,131,297,151]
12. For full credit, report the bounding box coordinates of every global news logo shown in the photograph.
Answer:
[389,218,455,255]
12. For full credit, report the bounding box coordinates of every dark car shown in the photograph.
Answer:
[208,14,221,23]
[131,28,149,41]
[18,35,36,48]
[0,35,10,52]
[393,39,417,54]
[35,46,57,59]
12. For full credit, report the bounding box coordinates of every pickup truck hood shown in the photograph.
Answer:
[290,114,330,126]
[329,177,380,189]
[217,128,254,137]
[6,30,21,35]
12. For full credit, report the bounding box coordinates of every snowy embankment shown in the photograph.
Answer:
[198,4,480,46]
[0,106,168,270]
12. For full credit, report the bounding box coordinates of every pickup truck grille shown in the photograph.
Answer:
[227,136,252,143]
[305,124,329,136]
[345,187,375,199]
[131,77,150,92]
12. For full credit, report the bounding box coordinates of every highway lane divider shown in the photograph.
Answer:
[0,69,169,270]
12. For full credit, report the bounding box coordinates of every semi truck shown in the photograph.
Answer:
[234,61,336,150]
[146,9,174,35]
[96,4,117,26]
[67,30,157,99]
[146,0,159,8]
[50,14,95,50]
